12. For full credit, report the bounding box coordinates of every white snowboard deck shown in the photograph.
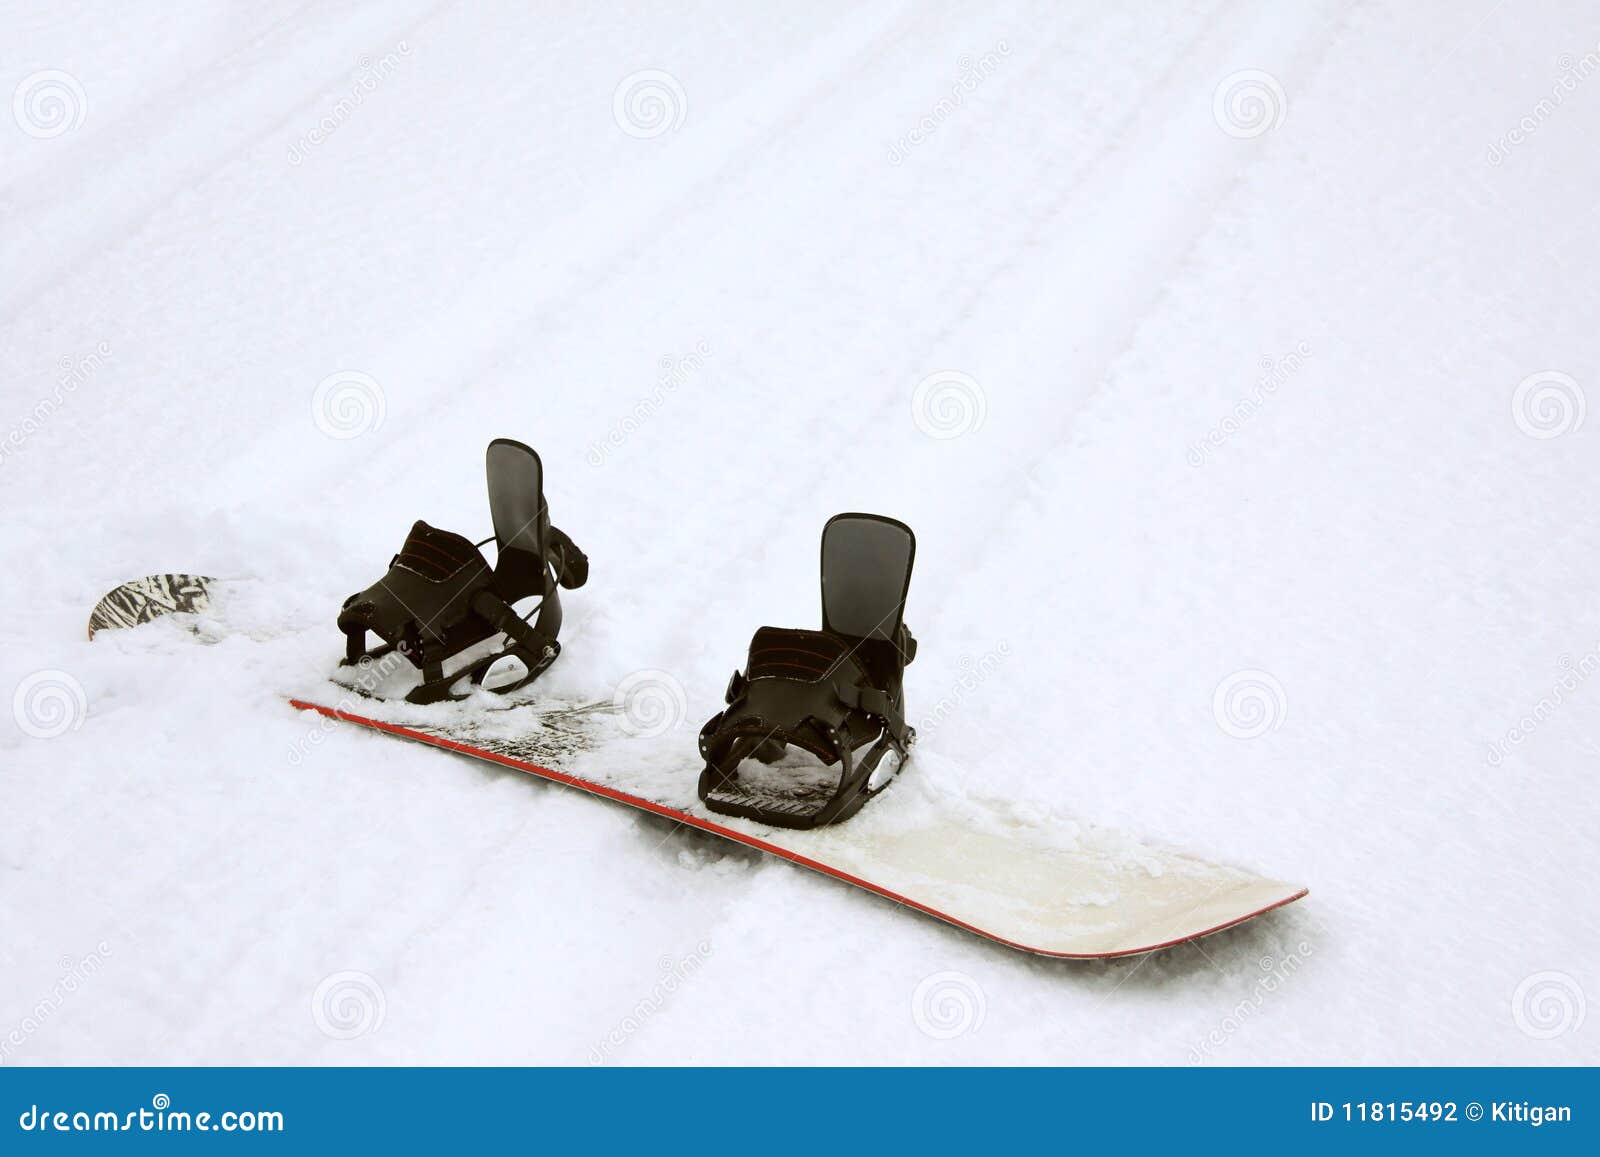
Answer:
[291,694,1306,958]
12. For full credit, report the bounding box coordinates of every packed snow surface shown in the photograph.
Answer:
[3,1,1597,1064]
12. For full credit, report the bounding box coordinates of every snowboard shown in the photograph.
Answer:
[289,694,1307,958]
[88,573,218,639]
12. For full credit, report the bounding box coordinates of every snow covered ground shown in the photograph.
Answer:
[3,1,1597,1065]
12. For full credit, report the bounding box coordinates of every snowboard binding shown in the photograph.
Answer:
[697,513,917,829]
[337,438,589,705]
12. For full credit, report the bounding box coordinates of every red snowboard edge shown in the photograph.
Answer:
[290,699,1308,959]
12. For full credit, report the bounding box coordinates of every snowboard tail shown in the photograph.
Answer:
[289,697,1307,959]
